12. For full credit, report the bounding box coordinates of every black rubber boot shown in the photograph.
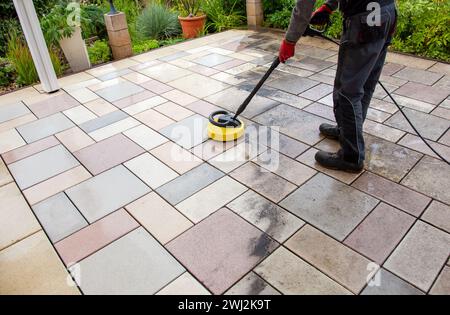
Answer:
[319,123,340,139]
[315,150,364,173]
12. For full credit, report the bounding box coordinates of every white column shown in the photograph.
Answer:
[13,0,59,93]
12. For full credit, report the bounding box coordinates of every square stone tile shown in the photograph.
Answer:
[140,78,174,94]
[0,129,25,154]
[0,183,41,250]
[16,109,73,142]
[88,117,140,142]
[0,101,30,124]
[361,269,424,295]
[432,106,450,120]
[176,176,247,223]
[125,192,192,244]
[2,136,59,164]
[161,89,198,106]
[63,105,97,125]
[55,209,139,266]
[430,267,450,295]
[401,156,450,204]
[124,153,178,189]
[159,51,190,62]
[74,134,144,175]
[254,104,331,145]
[66,165,151,223]
[384,221,450,291]
[267,74,319,95]
[394,82,448,105]
[0,113,36,134]
[286,225,374,294]
[157,273,210,295]
[422,201,450,233]
[78,110,128,133]
[205,87,278,119]
[186,100,224,118]
[208,141,262,173]
[66,88,99,104]
[280,173,378,241]
[193,53,233,67]
[258,86,313,109]
[27,93,80,118]
[139,63,192,83]
[363,120,405,143]
[157,163,224,205]
[0,231,79,294]
[168,73,229,99]
[32,193,88,243]
[364,135,423,182]
[123,124,168,150]
[213,59,246,71]
[188,64,220,76]
[225,63,258,75]
[77,227,184,294]
[94,81,144,102]
[303,102,335,121]
[344,203,415,264]
[225,272,280,295]
[352,172,431,217]
[393,67,443,85]
[84,98,118,116]
[256,126,309,158]
[300,83,333,101]
[160,114,208,149]
[122,72,152,84]
[254,247,351,295]
[135,109,175,130]
[56,127,95,152]
[9,145,79,190]
[167,208,278,294]
[122,95,167,116]
[154,102,194,121]
[23,165,91,206]
[228,190,304,242]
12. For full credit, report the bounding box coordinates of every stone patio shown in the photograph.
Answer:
[0,29,449,295]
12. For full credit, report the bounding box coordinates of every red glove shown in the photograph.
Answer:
[279,39,296,63]
[310,4,333,25]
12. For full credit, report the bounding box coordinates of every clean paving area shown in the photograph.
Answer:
[0,29,449,295]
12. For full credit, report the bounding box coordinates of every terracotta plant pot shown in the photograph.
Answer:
[178,15,206,39]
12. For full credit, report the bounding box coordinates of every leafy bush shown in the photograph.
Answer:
[81,4,108,40]
[87,40,112,65]
[6,30,39,86]
[0,57,16,87]
[40,1,79,47]
[202,0,245,32]
[132,39,160,54]
[136,3,181,40]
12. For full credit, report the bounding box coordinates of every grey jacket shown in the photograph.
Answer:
[285,0,339,43]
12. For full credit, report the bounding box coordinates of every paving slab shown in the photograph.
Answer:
[421,201,450,233]
[17,113,74,143]
[94,81,144,102]
[430,267,450,295]
[78,110,128,133]
[226,272,280,295]
[168,73,229,99]
[156,273,210,295]
[361,269,424,295]
[267,74,319,95]
[27,93,80,118]
[160,114,209,149]
[150,141,202,174]
[0,101,30,124]
[394,82,448,105]
[139,63,192,83]
[393,67,443,85]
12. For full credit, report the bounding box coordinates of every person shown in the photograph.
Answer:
[279,0,397,172]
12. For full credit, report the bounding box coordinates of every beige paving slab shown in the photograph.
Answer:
[430,266,450,295]
[63,105,97,125]
[150,141,202,174]
[84,98,118,116]
[0,158,13,187]
[154,102,194,121]
[421,201,450,234]
[0,231,80,294]
[123,124,168,150]
[0,129,26,154]
[157,272,210,295]
[135,109,175,130]
[88,117,140,142]
[0,113,36,134]
[56,127,95,152]
[161,89,198,106]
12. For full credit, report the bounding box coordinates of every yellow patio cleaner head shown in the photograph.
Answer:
[207,58,280,142]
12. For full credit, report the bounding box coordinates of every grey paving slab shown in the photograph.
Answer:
[0,101,30,124]
[32,193,87,243]
[291,56,335,72]
[156,163,224,205]
[300,83,333,101]
[385,108,450,141]
[78,227,185,294]
[159,114,209,149]
[393,67,443,85]
[159,51,190,62]
[303,102,335,121]
[168,73,229,98]
[430,266,450,295]
[254,104,331,145]
[267,74,319,95]
[384,221,450,292]
[280,173,379,241]
[94,81,144,102]
[258,87,312,109]
[394,82,449,105]
[97,68,133,81]
[78,109,128,133]
[226,272,280,295]
[140,63,192,83]
[194,53,233,67]
[17,113,74,143]
[254,125,309,158]
[66,165,151,223]
[421,201,450,233]
[401,156,450,204]
[361,269,424,295]
[8,145,79,190]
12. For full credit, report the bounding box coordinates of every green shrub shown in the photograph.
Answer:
[81,4,108,40]
[87,40,112,65]
[136,3,181,40]
[202,0,245,32]
[0,57,16,87]
[132,39,160,54]
[40,1,78,47]
[6,31,39,86]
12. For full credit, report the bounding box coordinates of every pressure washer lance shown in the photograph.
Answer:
[305,26,450,165]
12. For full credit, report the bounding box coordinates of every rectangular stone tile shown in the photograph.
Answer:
[213,58,246,71]
[140,77,174,94]
[78,110,128,133]
[344,203,415,264]
[188,64,220,76]
[67,88,99,104]
[362,269,424,295]
[381,63,404,76]
[88,117,140,142]
[0,183,41,250]
[17,113,74,143]
[370,98,398,114]
[122,72,152,84]
[363,120,405,142]
[303,102,335,121]
[225,63,258,75]
[225,272,280,295]
[161,89,198,106]
[393,67,443,85]
[300,83,333,101]
[74,134,144,175]
[168,73,229,99]
[23,165,91,206]
[254,247,351,295]
[2,136,59,164]
[401,156,450,204]
[280,173,378,241]
[135,109,175,130]
[191,138,236,161]
[385,221,450,291]
[422,201,450,233]
[84,98,118,116]
[63,105,97,125]
[9,145,79,190]
[97,68,132,81]
[385,94,435,113]
[124,153,178,189]
[125,192,193,244]
[230,162,296,203]
[77,227,184,294]
[160,114,208,149]
[157,272,210,295]
[0,129,25,154]
[32,192,87,243]
[112,90,156,109]
[66,165,151,223]
[430,266,450,295]
[157,163,224,205]
[176,176,247,223]
[267,74,319,95]
[255,126,309,158]
[254,104,331,145]
[205,87,278,119]
[94,81,144,102]
[122,95,167,116]
[150,141,204,175]
[54,209,139,266]
[139,63,192,83]
[167,208,278,294]
[292,56,335,72]
[193,53,233,67]
[432,106,450,120]
[27,93,80,118]
[56,127,94,152]
[258,87,312,109]
[0,231,80,294]
[366,108,391,123]
[0,101,30,124]
[123,124,168,150]
[154,102,194,121]
[394,82,448,105]
[0,158,13,187]
[365,135,423,182]
[352,172,431,217]
[0,113,36,134]
[399,133,450,161]
[286,225,375,294]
